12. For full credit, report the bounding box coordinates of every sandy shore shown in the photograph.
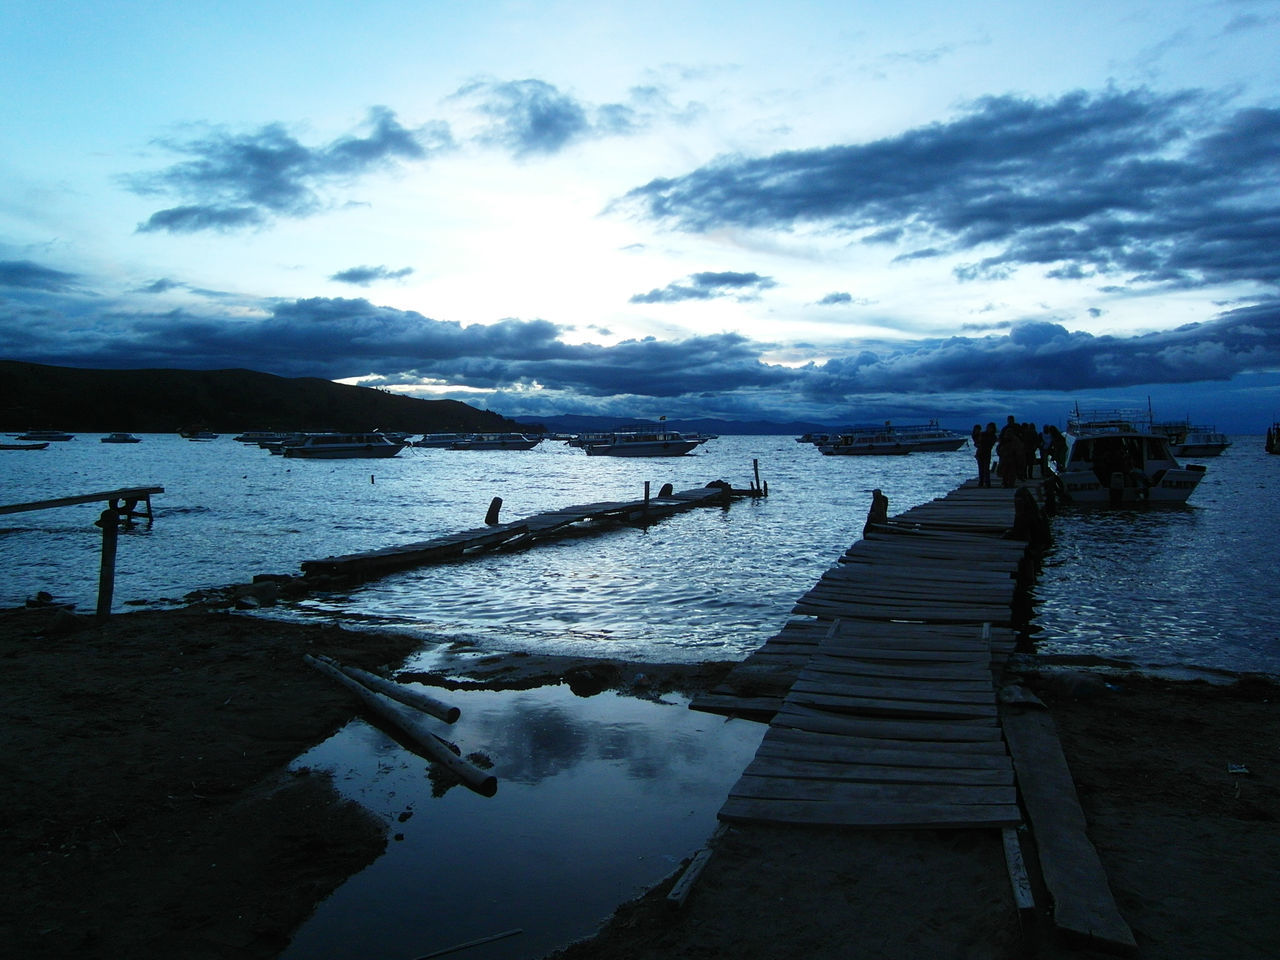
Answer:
[2,604,1276,960]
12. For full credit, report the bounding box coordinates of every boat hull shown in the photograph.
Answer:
[584,440,700,456]
[283,444,404,459]
[819,443,911,456]
[1057,464,1206,504]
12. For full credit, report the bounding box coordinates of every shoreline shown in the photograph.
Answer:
[2,604,1277,959]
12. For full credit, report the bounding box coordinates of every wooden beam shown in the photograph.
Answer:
[0,486,164,515]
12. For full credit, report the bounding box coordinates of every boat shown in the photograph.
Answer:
[0,442,48,450]
[180,430,220,441]
[1056,406,1206,504]
[16,429,73,441]
[101,432,142,443]
[1151,419,1232,457]
[1268,423,1280,455]
[413,432,474,448]
[232,431,291,444]
[582,429,703,457]
[448,433,543,451]
[280,432,406,459]
[816,420,968,456]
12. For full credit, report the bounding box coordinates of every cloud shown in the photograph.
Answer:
[330,265,415,286]
[0,260,78,291]
[630,270,777,303]
[4,261,1279,425]
[128,107,452,233]
[621,88,1280,292]
[455,78,684,156]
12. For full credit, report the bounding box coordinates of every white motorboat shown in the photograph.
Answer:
[1151,419,1232,458]
[281,432,406,459]
[101,432,142,443]
[1056,407,1206,504]
[582,429,702,457]
[448,433,543,450]
[817,420,967,455]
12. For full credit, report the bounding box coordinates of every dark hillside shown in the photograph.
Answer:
[0,361,524,435]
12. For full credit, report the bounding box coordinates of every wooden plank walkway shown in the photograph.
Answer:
[688,476,1137,951]
[698,480,1035,829]
[300,483,755,579]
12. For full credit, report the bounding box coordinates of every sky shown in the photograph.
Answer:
[3,0,1280,432]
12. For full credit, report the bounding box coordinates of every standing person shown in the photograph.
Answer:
[997,416,1024,487]
[976,422,997,487]
[1040,424,1055,476]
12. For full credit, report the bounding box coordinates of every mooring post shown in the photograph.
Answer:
[753,458,761,493]
[95,507,120,618]
[644,480,651,511]
[485,496,503,525]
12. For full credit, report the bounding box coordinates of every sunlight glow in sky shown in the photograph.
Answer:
[3,0,1280,430]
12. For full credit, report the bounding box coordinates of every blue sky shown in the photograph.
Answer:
[3,1,1279,431]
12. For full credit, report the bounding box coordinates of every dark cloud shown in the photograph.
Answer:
[456,79,682,156]
[0,260,78,291]
[795,304,1280,400]
[622,89,1280,292]
[4,268,1278,429]
[138,278,182,294]
[818,292,853,305]
[630,270,777,303]
[330,265,415,286]
[129,107,451,233]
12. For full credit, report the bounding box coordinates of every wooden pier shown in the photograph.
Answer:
[687,478,1136,952]
[301,481,761,580]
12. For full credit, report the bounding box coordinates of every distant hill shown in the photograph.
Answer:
[0,361,525,435]
[514,414,836,436]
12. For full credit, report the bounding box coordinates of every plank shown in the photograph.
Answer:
[774,704,1002,740]
[786,690,998,721]
[741,756,1014,786]
[718,796,1022,829]
[1001,704,1137,953]
[761,727,1012,758]
[791,677,997,703]
[728,774,1017,806]
[0,486,165,515]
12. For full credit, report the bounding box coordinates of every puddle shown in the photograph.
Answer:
[280,683,765,960]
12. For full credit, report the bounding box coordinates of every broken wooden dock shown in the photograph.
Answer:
[300,481,761,580]
[687,477,1136,952]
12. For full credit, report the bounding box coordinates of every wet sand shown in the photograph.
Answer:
[2,604,1276,960]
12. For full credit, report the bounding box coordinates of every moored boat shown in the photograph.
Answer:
[816,419,967,456]
[232,430,291,444]
[1,442,48,450]
[448,433,542,451]
[582,429,703,457]
[101,432,143,443]
[413,432,474,448]
[281,432,406,459]
[1151,418,1231,457]
[16,429,74,441]
[1056,406,1206,504]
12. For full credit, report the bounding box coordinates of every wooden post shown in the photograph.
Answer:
[485,496,503,525]
[753,458,761,492]
[95,507,119,618]
[644,480,650,511]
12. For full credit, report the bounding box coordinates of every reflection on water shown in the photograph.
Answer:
[1032,443,1280,675]
[281,685,765,960]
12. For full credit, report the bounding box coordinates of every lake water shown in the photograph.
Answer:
[3,431,1276,958]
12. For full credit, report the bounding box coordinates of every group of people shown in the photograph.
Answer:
[971,416,1067,488]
